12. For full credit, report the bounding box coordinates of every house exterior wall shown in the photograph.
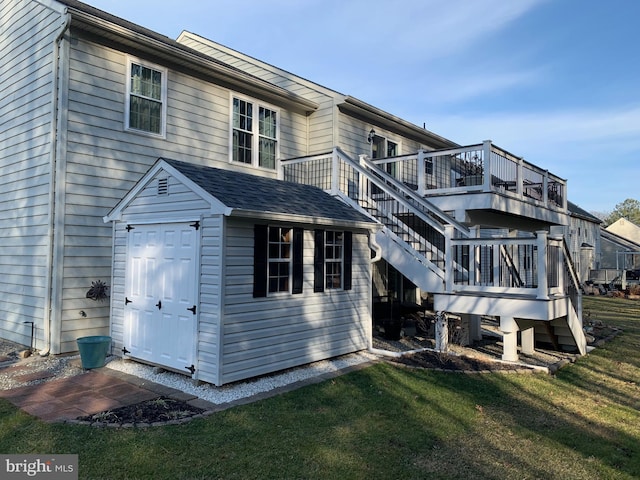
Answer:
[220,217,371,385]
[568,217,601,282]
[52,30,310,352]
[0,0,68,347]
[176,32,338,155]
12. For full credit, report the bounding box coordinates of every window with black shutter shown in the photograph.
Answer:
[314,229,352,291]
[254,225,303,297]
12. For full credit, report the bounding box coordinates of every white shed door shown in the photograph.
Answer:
[124,223,199,373]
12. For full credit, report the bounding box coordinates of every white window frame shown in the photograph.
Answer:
[229,93,280,170]
[267,226,292,294]
[324,230,344,290]
[371,134,400,160]
[125,56,168,138]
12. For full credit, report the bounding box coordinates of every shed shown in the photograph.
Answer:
[104,158,378,385]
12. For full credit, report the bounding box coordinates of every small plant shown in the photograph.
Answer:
[91,410,118,422]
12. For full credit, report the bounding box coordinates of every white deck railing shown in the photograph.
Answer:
[281,148,575,301]
[371,140,568,211]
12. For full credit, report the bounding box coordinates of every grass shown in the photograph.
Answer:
[0,296,639,479]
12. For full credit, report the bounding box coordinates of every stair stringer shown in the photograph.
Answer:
[375,229,444,293]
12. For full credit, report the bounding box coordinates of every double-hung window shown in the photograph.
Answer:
[253,225,303,297]
[324,231,344,289]
[268,226,292,293]
[125,57,167,137]
[232,96,278,169]
[314,230,352,292]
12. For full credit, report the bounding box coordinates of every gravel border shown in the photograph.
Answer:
[104,351,379,405]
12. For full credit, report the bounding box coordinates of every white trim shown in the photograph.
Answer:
[266,225,294,295]
[228,91,280,170]
[104,160,232,222]
[124,56,168,139]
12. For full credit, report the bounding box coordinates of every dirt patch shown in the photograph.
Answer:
[387,350,531,372]
[77,396,205,425]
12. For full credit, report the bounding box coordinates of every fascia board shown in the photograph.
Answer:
[229,209,380,232]
[66,10,318,115]
[103,160,232,223]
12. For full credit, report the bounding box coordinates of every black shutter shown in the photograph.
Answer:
[292,228,303,294]
[314,229,325,292]
[253,224,268,298]
[343,231,353,291]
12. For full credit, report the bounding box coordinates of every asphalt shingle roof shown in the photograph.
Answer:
[162,158,375,225]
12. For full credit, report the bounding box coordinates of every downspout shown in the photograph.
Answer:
[369,230,383,264]
[368,230,383,350]
[41,10,71,356]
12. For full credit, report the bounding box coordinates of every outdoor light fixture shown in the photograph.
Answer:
[367,128,376,143]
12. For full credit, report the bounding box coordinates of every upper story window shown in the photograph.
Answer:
[125,58,167,137]
[371,135,398,159]
[232,96,279,169]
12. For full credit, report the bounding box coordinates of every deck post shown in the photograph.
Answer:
[482,140,492,192]
[469,314,483,341]
[521,327,535,355]
[417,149,426,196]
[500,316,519,362]
[331,148,340,195]
[444,225,454,293]
[536,230,549,300]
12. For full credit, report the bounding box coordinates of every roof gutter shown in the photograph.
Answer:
[64,8,318,115]
[42,8,72,356]
[228,209,380,232]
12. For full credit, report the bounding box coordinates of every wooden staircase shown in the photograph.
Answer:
[281,148,587,359]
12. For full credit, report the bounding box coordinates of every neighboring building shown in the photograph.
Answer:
[0,0,586,384]
[600,229,640,271]
[606,218,640,245]
[554,201,602,283]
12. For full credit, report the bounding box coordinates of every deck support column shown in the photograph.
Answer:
[468,314,483,341]
[500,316,519,362]
[521,327,535,355]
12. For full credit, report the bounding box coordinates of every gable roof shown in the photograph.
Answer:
[106,158,377,228]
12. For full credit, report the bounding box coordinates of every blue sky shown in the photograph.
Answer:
[86,0,639,214]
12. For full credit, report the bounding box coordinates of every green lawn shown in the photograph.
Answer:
[1,296,639,479]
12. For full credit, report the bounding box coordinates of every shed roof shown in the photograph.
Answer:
[160,159,375,225]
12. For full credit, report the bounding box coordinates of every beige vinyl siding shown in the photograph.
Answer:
[220,218,370,385]
[57,34,309,352]
[0,0,65,347]
[178,33,336,156]
[195,215,224,385]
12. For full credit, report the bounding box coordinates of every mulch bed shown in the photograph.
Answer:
[77,396,205,425]
[387,350,526,372]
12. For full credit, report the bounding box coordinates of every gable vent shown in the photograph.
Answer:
[157,178,168,195]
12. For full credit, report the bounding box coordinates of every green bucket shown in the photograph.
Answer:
[77,335,112,369]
